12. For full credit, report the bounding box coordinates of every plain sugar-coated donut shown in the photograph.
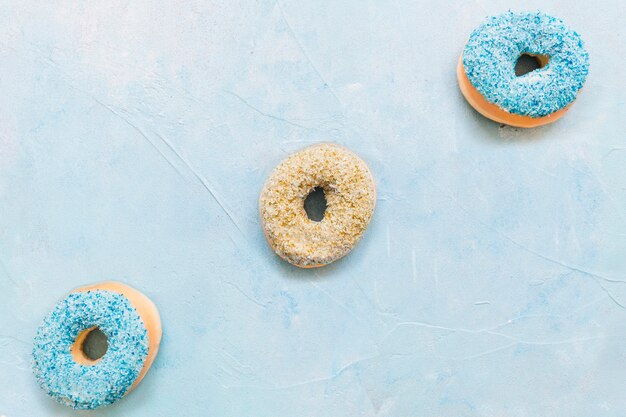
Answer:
[260,143,376,268]
[458,11,589,127]
[32,281,162,409]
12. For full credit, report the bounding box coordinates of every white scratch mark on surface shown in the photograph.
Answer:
[0,353,29,372]
[455,343,517,361]
[381,320,603,362]
[0,335,29,346]
[411,249,417,285]
[602,147,626,160]
[223,354,376,390]
[381,316,604,346]
[347,273,392,321]
[310,279,364,325]
[386,226,391,258]
[373,275,383,313]
[223,281,268,310]
[413,170,626,307]
[151,131,246,236]
[0,257,25,290]
[222,90,311,130]
[47,75,248,239]
[77,90,183,176]
[86,91,246,236]
[596,282,626,310]
[433,258,439,298]
[275,0,346,111]
[564,145,626,226]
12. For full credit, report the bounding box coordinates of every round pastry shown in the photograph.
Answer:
[458,11,589,128]
[260,143,376,268]
[32,281,162,409]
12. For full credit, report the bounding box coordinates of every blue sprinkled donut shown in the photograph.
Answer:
[32,282,161,409]
[458,11,589,127]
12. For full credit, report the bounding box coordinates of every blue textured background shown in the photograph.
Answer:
[1,1,625,416]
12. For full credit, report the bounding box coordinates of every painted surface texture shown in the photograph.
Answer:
[0,0,625,416]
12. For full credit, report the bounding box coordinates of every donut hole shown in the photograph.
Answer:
[82,327,108,360]
[304,187,327,222]
[72,326,108,365]
[515,53,549,76]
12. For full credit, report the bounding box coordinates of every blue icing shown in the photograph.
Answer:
[463,11,589,117]
[32,290,148,410]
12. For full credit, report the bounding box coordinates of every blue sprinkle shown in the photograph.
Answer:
[463,11,589,117]
[32,290,148,409]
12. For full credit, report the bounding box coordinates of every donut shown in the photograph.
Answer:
[260,143,376,268]
[458,11,589,128]
[32,281,162,409]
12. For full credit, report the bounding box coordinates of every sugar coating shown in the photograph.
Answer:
[260,143,376,267]
[32,290,148,410]
[463,11,589,117]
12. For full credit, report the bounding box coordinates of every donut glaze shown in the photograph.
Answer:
[32,282,162,409]
[459,11,589,127]
[260,143,376,268]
